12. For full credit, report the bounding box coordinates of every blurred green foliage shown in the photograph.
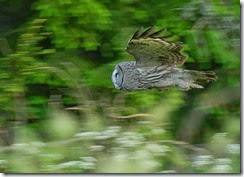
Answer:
[0,0,240,173]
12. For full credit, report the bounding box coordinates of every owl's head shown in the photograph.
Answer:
[111,64,124,90]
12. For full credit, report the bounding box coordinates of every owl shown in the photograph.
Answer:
[111,26,217,91]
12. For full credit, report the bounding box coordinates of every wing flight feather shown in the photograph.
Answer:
[126,26,187,68]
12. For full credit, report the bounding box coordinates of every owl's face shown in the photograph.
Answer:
[111,64,124,90]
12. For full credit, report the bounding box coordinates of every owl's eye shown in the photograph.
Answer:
[112,65,124,89]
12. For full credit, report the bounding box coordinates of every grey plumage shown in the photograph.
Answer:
[111,26,217,91]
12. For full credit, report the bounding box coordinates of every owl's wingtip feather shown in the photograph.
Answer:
[131,26,144,39]
[132,26,169,39]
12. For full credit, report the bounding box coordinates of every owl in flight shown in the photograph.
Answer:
[111,26,217,91]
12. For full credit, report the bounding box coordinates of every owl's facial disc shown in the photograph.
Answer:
[112,65,124,90]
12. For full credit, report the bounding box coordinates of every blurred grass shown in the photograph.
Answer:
[0,0,240,173]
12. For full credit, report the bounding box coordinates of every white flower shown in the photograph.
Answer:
[159,170,176,173]
[80,156,97,162]
[56,161,83,169]
[211,164,232,173]
[94,135,111,140]
[226,144,240,155]
[74,132,100,139]
[215,158,232,165]
[80,161,96,169]
[89,145,104,152]
[151,128,166,134]
[192,155,214,167]
[0,160,7,165]
[115,132,145,147]
[39,153,62,160]
[145,144,170,155]
[107,126,121,132]
[138,120,153,125]
[11,143,28,148]
[211,133,228,143]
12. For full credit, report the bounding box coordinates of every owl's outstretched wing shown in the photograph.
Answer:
[126,26,187,68]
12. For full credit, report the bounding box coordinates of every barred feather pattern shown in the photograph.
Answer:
[126,26,187,68]
[151,68,217,91]
[111,26,217,92]
[116,62,217,91]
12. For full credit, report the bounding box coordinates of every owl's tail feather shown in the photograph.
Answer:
[187,70,217,89]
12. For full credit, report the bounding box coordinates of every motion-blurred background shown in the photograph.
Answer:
[0,0,240,173]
